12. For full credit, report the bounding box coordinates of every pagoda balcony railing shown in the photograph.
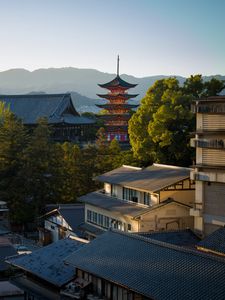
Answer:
[192,103,225,114]
[190,138,225,149]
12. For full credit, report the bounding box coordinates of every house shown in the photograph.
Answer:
[190,96,225,236]
[79,164,195,239]
[64,229,225,300]
[6,237,87,300]
[0,93,95,143]
[39,204,85,245]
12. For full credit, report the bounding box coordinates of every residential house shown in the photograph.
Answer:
[79,164,195,239]
[0,93,95,143]
[190,96,225,235]
[39,204,84,245]
[6,237,87,300]
[64,229,225,300]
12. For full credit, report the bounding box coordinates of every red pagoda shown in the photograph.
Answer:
[97,56,138,143]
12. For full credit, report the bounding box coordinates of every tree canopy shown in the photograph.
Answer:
[129,75,225,166]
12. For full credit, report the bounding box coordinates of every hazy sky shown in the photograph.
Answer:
[0,0,224,77]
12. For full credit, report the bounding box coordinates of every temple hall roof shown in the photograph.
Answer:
[0,93,95,125]
[98,75,137,89]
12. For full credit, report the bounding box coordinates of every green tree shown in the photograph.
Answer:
[0,102,29,224]
[129,75,225,166]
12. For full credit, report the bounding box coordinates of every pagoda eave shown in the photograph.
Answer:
[97,93,138,100]
[96,104,139,109]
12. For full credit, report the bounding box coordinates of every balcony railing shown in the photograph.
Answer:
[191,138,225,149]
[192,104,225,114]
[191,170,225,183]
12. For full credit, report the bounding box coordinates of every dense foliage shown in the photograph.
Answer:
[129,75,225,166]
[0,108,136,226]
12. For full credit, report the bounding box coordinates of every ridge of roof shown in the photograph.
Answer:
[109,229,225,263]
[152,163,192,171]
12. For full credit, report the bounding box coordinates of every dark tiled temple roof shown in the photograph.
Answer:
[6,238,84,287]
[137,229,200,247]
[197,227,225,256]
[65,229,225,300]
[96,164,191,193]
[0,93,94,125]
[98,75,137,89]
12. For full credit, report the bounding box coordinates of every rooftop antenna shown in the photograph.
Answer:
[117,55,120,76]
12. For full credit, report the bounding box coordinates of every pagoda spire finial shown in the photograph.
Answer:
[117,55,120,76]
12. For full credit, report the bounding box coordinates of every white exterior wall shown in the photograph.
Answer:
[44,215,72,243]
[85,204,139,232]
[140,203,194,232]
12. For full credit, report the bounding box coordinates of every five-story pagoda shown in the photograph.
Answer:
[97,56,138,143]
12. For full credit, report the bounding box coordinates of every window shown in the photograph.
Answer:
[143,192,150,206]
[111,184,117,197]
[127,224,132,231]
[123,188,138,202]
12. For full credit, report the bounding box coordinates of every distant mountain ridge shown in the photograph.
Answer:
[0,67,224,112]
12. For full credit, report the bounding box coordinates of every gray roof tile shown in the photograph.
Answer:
[65,229,225,300]
[6,238,83,287]
[0,93,94,125]
[197,227,225,255]
[96,164,191,192]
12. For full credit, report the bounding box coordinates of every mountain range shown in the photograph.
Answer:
[0,68,224,113]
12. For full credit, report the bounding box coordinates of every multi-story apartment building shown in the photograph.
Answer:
[79,164,195,239]
[190,96,225,236]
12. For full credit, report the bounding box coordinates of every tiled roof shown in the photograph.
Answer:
[197,227,225,255]
[137,229,200,247]
[98,75,137,89]
[65,229,225,300]
[6,238,84,287]
[0,93,94,125]
[78,222,105,236]
[58,205,85,237]
[96,164,191,192]
[79,191,147,217]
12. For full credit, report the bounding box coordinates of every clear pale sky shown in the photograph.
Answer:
[0,0,224,77]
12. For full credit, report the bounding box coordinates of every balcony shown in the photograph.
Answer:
[191,138,225,150]
[191,170,225,183]
[190,203,203,217]
[192,103,225,114]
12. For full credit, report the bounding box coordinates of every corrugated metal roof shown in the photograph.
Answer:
[0,93,94,125]
[6,238,83,287]
[65,229,225,300]
[96,164,191,192]
[197,227,225,255]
